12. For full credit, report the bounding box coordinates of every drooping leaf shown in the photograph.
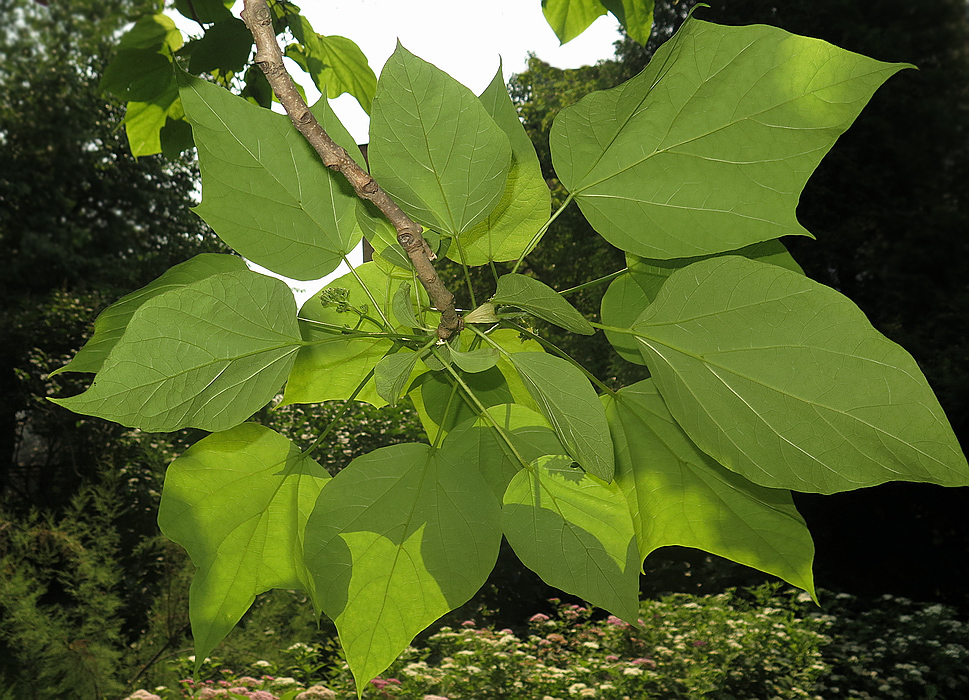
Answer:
[304,442,501,694]
[599,0,654,44]
[392,282,422,329]
[283,262,427,408]
[53,254,248,376]
[187,18,253,74]
[117,13,183,53]
[631,255,969,494]
[603,380,816,597]
[550,17,912,259]
[450,65,551,265]
[123,90,184,158]
[542,0,609,45]
[101,49,175,103]
[502,455,639,621]
[492,273,594,335]
[369,44,512,237]
[158,423,330,666]
[173,0,233,24]
[508,352,614,481]
[374,350,419,406]
[600,240,802,364]
[51,270,301,432]
[285,21,377,114]
[447,346,500,374]
[178,71,361,280]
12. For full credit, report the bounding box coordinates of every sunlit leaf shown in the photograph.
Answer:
[599,0,654,44]
[503,455,639,621]
[52,270,301,432]
[53,254,247,376]
[304,442,500,693]
[285,22,377,114]
[542,0,608,45]
[375,350,419,406]
[492,273,594,335]
[631,256,969,493]
[551,17,911,258]
[369,44,512,237]
[158,423,329,666]
[604,380,816,597]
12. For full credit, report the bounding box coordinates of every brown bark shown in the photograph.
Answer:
[240,0,461,340]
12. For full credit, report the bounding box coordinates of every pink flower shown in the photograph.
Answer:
[370,679,390,690]
[692,640,708,647]
[606,615,628,627]
[631,657,656,668]
[461,620,476,627]
[605,655,620,662]
[529,613,551,623]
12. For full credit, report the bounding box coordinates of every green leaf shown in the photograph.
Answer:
[444,404,566,500]
[631,255,969,494]
[375,350,419,406]
[101,48,175,102]
[542,0,609,44]
[304,442,501,693]
[187,18,253,74]
[551,17,912,259]
[450,65,551,266]
[283,262,425,408]
[447,347,500,374]
[117,13,183,53]
[492,273,594,335]
[158,423,329,664]
[599,0,654,44]
[507,352,614,481]
[369,44,512,237]
[392,282,422,328]
[53,254,247,376]
[178,70,361,280]
[174,0,233,23]
[123,91,184,158]
[502,455,639,621]
[601,240,802,364]
[603,380,816,598]
[285,24,377,115]
[51,270,301,432]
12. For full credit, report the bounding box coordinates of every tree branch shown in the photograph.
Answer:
[240,0,462,340]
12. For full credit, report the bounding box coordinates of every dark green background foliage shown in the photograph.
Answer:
[1,0,968,697]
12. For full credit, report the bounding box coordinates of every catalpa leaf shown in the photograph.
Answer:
[503,455,639,622]
[492,273,594,335]
[304,442,501,694]
[178,71,361,280]
[450,64,551,265]
[508,352,614,481]
[52,270,301,432]
[186,18,253,74]
[601,240,802,364]
[53,254,247,376]
[369,44,512,237]
[374,350,419,406]
[599,0,655,44]
[446,346,500,374]
[603,380,816,598]
[551,17,912,258]
[542,0,609,45]
[631,256,969,494]
[158,423,330,666]
[285,22,377,114]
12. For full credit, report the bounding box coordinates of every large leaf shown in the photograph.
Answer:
[282,262,425,408]
[599,0,654,44]
[493,273,594,335]
[158,423,330,664]
[369,44,512,237]
[53,254,247,376]
[450,65,551,265]
[603,380,816,597]
[631,256,969,494]
[601,240,802,364]
[508,352,614,481]
[304,442,501,694]
[179,71,361,280]
[550,17,912,259]
[52,270,301,432]
[542,0,609,44]
[503,455,639,621]
[187,18,253,74]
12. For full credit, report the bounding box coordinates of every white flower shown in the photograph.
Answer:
[273,677,298,686]
[567,682,588,695]
[622,667,643,676]
[287,642,311,652]
[581,642,600,649]
[466,665,482,674]
[253,660,272,668]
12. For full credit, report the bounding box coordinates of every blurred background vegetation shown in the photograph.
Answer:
[1,0,967,697]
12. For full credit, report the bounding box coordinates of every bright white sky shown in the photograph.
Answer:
[175,2,622,298]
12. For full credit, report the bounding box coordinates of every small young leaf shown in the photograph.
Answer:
[603,380,816,598]
[551,17,912,258]
[53,253,247,376]
[447,346,500,374]
[158,423,329,666]
[52,270,302,432]
[492,273,594,335]
[464,302,499,325]
[507,352,614,481]
[632,256,969,494]
[542,0,609,44]
[369,44,512,237]
[375,350,419,406]
[392,282,422,328]
[599,0,654,44]
[304,442,501,694]
[285,26,377,114]
[502,455,639,622]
